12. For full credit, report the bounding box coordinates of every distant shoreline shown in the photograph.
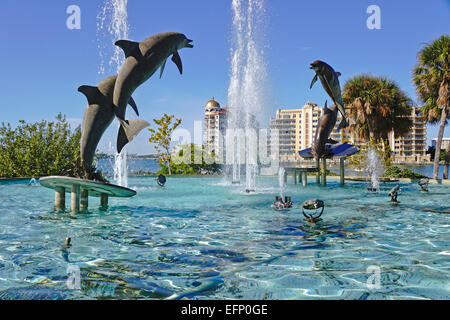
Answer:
[96,154,159,159]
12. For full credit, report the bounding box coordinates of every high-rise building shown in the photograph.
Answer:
[269,102,351,163]
[432,138,450,151]
[203,97,228,155]
[269,103,430,164]
[389,106,430,163]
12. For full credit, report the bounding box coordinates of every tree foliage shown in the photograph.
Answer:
[342,74,413,143]
[0,114,81,178]
[148,114,182,175]
[412,34,450,179]
[166,143,221,175]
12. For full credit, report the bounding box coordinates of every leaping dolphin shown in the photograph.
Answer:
[113,32,194,153]
[78,75,149,171]
[312,101,339,159]
[309,60,353,130]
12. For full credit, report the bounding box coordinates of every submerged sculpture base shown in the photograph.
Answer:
[39,176,136,213]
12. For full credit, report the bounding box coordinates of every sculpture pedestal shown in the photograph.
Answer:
[39,176,136,213]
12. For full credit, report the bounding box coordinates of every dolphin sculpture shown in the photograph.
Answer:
[309,60,354,130]
[418,178,429,192]
[312,101,339,159]
[388,185,400,203]
[113,32,193,153]
[78,75,149,172]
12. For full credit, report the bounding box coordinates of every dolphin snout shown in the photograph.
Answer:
[185,39,194,48]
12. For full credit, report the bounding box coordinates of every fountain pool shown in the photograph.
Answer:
[0,177,448,300]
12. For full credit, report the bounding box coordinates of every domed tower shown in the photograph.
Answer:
[204,97,228,157]
[205,97,221,112]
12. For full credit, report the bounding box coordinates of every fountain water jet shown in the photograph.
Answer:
[97,0,130,187]
[278,167,286,200]
[227,0,267,192]
[367,148,382,191]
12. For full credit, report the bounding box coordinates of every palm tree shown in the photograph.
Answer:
[444,150,450,179]
[342,75,413,150]
[413,35,450,180]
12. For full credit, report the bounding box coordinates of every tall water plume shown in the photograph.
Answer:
[367,148,382,191]
[97,0,130,187]
[278,167,286,200]
[227,0,267,191]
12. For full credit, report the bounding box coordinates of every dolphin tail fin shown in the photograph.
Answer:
[336,116,355,130]
[115,40,139,58]
[310,74,318,89]
[326,138,338,144]
[337,119,348,130]
[172,51,183,75]
[335,102,350,130]
[117,119,150,154]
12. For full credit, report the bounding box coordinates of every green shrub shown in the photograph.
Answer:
[384,166,426,179]
[0,114,81,178]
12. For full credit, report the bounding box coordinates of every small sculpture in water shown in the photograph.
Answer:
[157,174,167,187]
[418,178,429,192]
[309,60,354,130]
[302,199,324,223]
[273,196,293,210]
[388,185,400,204]
[27,178,38,186]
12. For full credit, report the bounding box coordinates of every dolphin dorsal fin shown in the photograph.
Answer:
[78,85,104,105]
[115,40,139,58]
[172,51,183,75]
[128,97,139,116]
[160,59,167,79]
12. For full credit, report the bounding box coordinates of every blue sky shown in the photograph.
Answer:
[1,0,449,154]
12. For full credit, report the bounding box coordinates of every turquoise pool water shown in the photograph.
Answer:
[0,177,448,300]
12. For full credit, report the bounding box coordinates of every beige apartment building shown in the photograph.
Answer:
[269,102,351,163]
[389,106,430,163]
[270,103,429,164]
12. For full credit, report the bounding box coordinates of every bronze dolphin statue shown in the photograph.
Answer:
[310,60,353,130]
[312,101,339,159]
[78,75,149,171]
[113,32,193,153]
